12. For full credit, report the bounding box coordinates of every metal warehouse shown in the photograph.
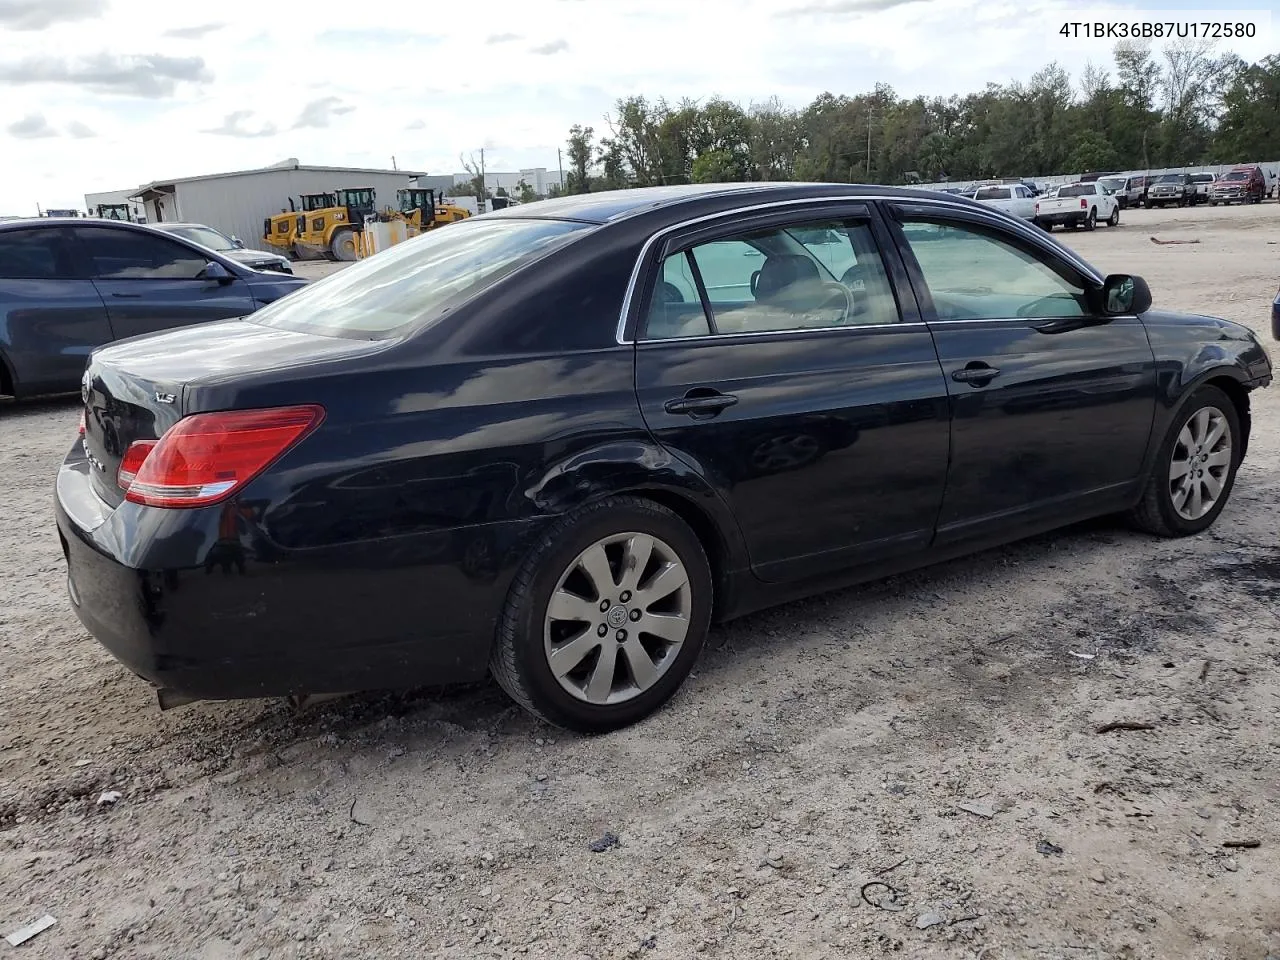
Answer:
[86,159,456,251]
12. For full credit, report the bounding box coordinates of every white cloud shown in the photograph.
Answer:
[0,0,1272,212]
[7,112,57,138]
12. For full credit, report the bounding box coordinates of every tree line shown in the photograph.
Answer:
[548,42,1279,194]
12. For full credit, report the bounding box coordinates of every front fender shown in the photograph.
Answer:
[1138,312,1271,478]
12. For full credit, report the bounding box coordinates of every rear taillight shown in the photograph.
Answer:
[119,405,324,509]
[1080,198,1088,209]
[117,439,156,489]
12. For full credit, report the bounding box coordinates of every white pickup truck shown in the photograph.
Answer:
[972,183,1038,220]
[1033,182,1120,231]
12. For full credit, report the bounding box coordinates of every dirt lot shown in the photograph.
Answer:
[2,203,1279,960]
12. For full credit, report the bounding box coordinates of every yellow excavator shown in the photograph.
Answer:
[395,188,471,236]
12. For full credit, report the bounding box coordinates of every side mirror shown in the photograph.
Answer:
[1102,274,1151,315]
[199,260,234,285]
[231,236,245,248]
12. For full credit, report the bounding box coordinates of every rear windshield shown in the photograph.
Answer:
[1057,184,1095,197]
[974,187,1011,200]
[248,217,592,339]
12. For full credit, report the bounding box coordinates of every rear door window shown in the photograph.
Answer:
[73,227,209,280]
[643,218,901,338]
[0,228,75,280]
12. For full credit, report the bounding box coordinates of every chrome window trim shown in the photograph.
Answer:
[636,321,929,346]
[614,194,1106,345]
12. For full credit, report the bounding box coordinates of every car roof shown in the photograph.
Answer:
[481,182,969,225]
[0,217,156,232]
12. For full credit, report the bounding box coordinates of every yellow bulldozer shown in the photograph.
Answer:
[261,187,379,261]
[395,188,471,236]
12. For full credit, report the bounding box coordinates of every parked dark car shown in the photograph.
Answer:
[1209,166,1265,205]
[55,183,1273,732]
[1146,173,1194,208]
[151,222,294,274]
[0,219,307,399]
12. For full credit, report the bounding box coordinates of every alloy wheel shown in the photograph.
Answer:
[543,532,692,705]
[1169,405,1232,521]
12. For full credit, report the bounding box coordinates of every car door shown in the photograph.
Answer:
[0,225,113,397]
[883,203,1158,546]
[69,225,258,341]
[1013,185,1034,220]
[631,203,951,583]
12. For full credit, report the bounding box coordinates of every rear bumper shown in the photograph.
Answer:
[1038,212,1086,225]
[55,447,535,701]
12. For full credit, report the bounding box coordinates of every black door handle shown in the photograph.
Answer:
[664,390,738,417]
[951,363,1000,385]
[111,292,142,299]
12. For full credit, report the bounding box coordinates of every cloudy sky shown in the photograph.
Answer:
[0,0,1273,213]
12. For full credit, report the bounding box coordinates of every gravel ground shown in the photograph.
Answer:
[2,203,1278,960]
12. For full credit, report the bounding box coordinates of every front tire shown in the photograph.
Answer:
[329,228,358,261]
[1107,206,1120,227]
[1128,385,1241,538]
[491,496,713,732]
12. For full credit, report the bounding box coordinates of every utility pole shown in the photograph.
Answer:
[479,147,486,213]
[558,148,564,194]
[391,155,397,170]
[865,115,873,183]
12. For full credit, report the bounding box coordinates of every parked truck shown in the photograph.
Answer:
[1033,182,1120,231]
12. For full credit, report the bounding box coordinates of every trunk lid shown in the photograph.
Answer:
[82,360,186,508]
[82,319,391,508]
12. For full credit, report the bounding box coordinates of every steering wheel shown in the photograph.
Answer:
[1016,295,1075,319]
[819,281,854,323]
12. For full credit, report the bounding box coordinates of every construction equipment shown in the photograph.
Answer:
[292,187,376,261]
[395,188,471,236]
[95,203,133,221]
[263,189,377,261]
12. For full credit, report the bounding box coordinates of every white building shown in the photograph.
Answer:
[82,189,147,222]
[452,166,564,197]
[87,159,429,249]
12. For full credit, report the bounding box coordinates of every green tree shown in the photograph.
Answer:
[1216,54,1280,160]
[516,179,538,203]
[565,124,595,194]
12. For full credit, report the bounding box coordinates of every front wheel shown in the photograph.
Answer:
[329,228,358,261]
[490,496,713,732]
[1128,385,1242,537]
[1107,206,1120,227]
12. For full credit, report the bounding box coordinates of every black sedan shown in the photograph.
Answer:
[55,183,1273,732]
[0,218,306,399]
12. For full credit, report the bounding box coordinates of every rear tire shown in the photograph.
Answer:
[329,228,358,261]
[490,496,713,733]
[1127,385,1242,538]
[1082,208,1097,231]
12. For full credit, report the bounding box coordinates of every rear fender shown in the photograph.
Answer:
[523,437,753,580]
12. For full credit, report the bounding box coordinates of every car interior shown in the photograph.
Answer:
[643,221,900,339]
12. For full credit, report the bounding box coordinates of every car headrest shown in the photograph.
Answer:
[755,254,820,302]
